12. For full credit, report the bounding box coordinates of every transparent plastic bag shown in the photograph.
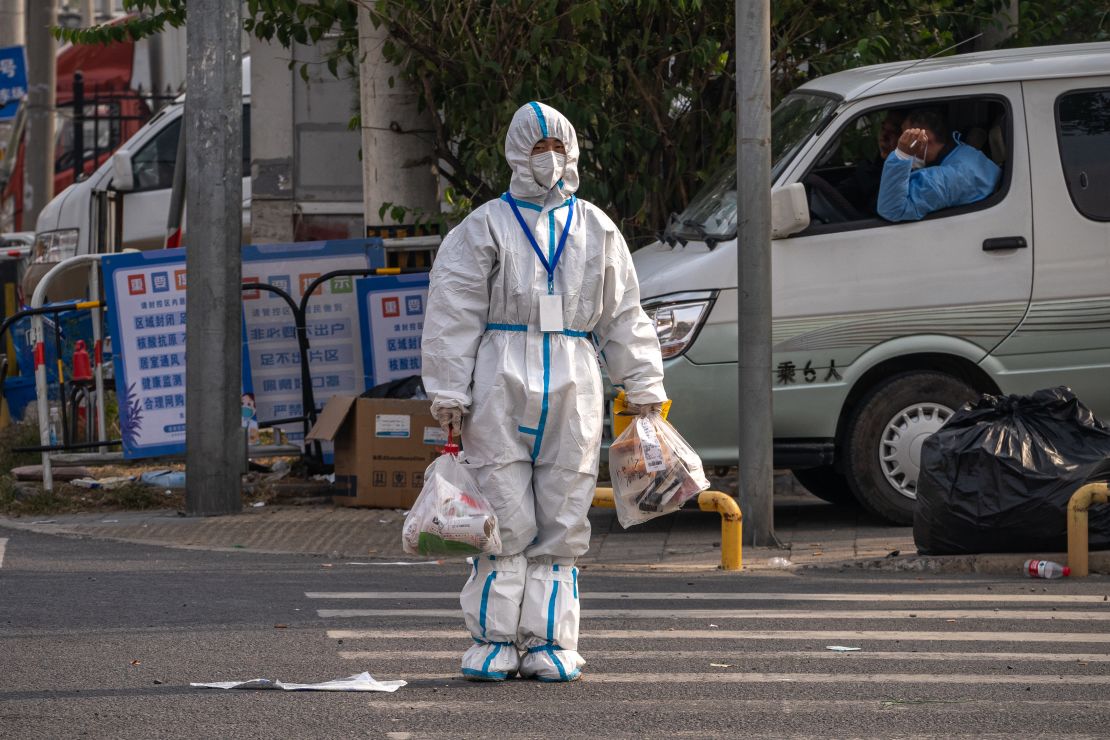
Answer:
[609,413,710,527]
[402,448,502,557]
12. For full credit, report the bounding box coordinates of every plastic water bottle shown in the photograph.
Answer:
[1023,559,1070,579]
[48,406,61,446]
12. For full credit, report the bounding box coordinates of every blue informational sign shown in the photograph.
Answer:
[240,240,383,448]
[356,273,430,392]
[101,239,385,459]
[0,46,27,120]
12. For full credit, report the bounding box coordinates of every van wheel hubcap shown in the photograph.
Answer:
[878,402,954,500]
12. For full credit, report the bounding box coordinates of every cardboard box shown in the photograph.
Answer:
[306,396,445,508]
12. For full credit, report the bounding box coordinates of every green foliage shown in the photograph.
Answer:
[54,0,1110,243]
[0,418,42,473]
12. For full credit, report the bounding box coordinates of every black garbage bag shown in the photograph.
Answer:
[914,387,1110,555]
[360,375,426,400]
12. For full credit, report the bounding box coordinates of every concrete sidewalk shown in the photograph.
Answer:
[1,476,1104,574]
[0,496,908,570]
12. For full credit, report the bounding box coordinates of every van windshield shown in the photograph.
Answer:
[670,91,837,241]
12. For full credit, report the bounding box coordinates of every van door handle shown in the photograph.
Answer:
[982,236,1028,251]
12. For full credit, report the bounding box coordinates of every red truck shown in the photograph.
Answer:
[0,24,183,232]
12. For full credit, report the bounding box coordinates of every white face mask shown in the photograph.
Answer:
[530,151,566,190]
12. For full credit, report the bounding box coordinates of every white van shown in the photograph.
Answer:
[635,43,1110,524]
[25,60,252,300]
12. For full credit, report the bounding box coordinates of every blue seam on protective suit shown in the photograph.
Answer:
[480,642,503,676]
[531,333,550,461]
[500,192,573,212]
[572,567,578,599]
[462,667,509,680]
[526,644,571,681]
[536,669,580,683]
[486,323,588,338]
[529,101,549,137]
[546,566,559,642]
[501,192,542,212]
[478,571,496,639]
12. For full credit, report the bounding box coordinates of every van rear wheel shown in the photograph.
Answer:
[843,371,976,525]
[791,465,858,506]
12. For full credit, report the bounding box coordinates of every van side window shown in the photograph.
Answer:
[797,96,1010,235]
[130,104,250,192]
[131,116,181,191]
[1055,89,1110,221]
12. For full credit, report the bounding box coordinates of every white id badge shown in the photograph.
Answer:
[539,294,564,333]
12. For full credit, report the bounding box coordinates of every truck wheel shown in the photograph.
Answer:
[791,465,857,506]
[843,371,976,525]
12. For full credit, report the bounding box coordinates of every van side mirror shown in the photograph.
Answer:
[111,149,135,192]
[770,183,809,239]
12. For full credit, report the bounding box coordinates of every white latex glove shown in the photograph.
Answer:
[624,401,664,417]
[433,406,463,437]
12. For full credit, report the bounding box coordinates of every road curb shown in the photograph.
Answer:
[800,551,1110,576]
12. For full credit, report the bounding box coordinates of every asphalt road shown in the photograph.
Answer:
[2,529,1109,739]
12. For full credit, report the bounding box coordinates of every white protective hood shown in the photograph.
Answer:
[505,101,580,200]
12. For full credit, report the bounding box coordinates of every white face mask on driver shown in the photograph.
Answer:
[530,151,566,190]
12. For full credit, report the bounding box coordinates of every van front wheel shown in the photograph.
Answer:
[843,372,976,525]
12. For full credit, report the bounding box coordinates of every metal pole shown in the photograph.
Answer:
[72,71,84,183]
[23,0,55,229]
[89,260,106,451]
[0,0,23,47]
[184,0,243,516]
[735,0,775,546]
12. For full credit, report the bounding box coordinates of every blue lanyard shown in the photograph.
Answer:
[504,194,575,283]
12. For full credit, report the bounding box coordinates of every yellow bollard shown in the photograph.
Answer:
[697,490,743,571]
[1067,482,1110,577]
[592,487,743,571]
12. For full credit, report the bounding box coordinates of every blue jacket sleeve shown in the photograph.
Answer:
[877,153,957,222]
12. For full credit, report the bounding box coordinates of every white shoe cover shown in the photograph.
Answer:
[517,561,585,682]
[461,641,520,681]
[460,553,526,681]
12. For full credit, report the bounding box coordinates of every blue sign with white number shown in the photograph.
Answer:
[0,46,28,120]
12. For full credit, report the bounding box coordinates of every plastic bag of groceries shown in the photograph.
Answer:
[402,441,502,557]
[609,414,710,527]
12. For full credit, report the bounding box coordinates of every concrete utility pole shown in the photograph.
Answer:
[97,0,113,23]
[184,0,243,516]
[80,0,95,27]
[735,0,775,546]
[23,0,55,229]
[0,0,22,47]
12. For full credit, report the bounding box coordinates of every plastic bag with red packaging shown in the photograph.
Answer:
[402,437,502,557]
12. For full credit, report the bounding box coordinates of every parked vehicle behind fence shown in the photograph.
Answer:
[633,42,1110,524]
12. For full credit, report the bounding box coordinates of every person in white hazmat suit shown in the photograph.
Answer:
[421,101,666,682]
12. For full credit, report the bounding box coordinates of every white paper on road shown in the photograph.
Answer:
[826,646,862,652]
[191,671,405,692]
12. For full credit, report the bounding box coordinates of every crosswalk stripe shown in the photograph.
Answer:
[326,628,1110,643]
[306,590,1110,605]
[337,649,1110,662]
[393,672,1110,685]
[0,538,6,569]
[317,608,1110,621]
